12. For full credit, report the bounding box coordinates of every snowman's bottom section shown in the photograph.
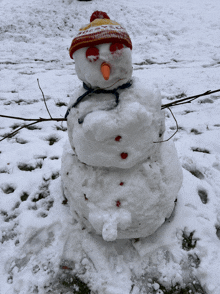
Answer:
[61,140,183,241]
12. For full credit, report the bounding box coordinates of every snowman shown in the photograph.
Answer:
[61,11,183,241]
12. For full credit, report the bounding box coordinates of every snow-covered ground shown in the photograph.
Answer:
[0,0,220,293]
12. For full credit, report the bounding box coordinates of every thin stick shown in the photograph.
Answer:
[0,116,67,142]
[0,121,40,142]
[37,78,52,119]
[161,88,220,109]
[0,114,66,122]
[154,107,179,143]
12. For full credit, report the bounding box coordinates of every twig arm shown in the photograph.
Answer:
[0,114,66,122]
[0,121,40,142]
[161,88,220,109]
[154,107,178,143]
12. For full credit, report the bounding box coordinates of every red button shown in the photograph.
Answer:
[116,200,121,207]
[115,135,122,142]
[121,152,128,159]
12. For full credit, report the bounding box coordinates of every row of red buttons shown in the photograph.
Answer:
[115,136,126,202]
[114,135,128,160]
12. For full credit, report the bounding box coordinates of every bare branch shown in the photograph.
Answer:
[154,107,179,143]
[161,88,220,109]
[0,78,68,142]
[0,116,67,142]
[37,78,52,119]
[0,121,40,142]
[0,114,66,122]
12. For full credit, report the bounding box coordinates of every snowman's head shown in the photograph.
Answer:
[69,11,133,89]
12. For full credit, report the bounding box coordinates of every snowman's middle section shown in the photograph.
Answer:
[67,78,164,168]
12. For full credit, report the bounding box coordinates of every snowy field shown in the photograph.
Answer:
[0,0,220,293]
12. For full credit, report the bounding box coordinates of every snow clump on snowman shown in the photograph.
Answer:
[61,11,183,241]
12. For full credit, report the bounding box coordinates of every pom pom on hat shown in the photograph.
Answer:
[90,11,110,22]
[69,11,132,59]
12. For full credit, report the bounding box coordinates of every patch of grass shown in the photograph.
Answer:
[13,99,26,105]
[62,198,68,205]
[25,125,41,130]
[1,231,17,243]
[56,101,67,107]
[51,172,59,180]
[35,155,47,160]
[11,123,22,130]
[182,230,198,251]
[198,189,208,204]
[32,192,47,202]
[55,125,67,131]
[189,169,204,180]
[18,161,43,171]
[158,282,206,293]
[45,135,60,146]
[50,156,59,160]
[2,185,15,194]
[16,138,28,144]
[175,92,187,99]
[60,275,91,294]
[25,99,39,105]
[0,168,9,174]
[32,180,50,202]
[199,98,213,104]
[188,253,200,268]
[166,92,187,101]
[13,202,20,209]
[4,101,12,105]
[4,213,18,222]
[20,192,29,202]
[44,200,54,211]
[216,226,220,240]
[190,129,202,135]
[1,132,16,139]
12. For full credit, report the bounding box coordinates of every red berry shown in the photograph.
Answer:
[116,200,121,207]
[119,182,124,186]
[61,266,72,270]
[115,135,122,142]
[121,152,128,159]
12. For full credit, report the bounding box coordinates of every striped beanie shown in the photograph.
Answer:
[69,11,132,59]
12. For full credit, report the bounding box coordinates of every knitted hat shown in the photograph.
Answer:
[69,11,132,59]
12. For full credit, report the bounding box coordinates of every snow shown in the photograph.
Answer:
[0,0,220,293]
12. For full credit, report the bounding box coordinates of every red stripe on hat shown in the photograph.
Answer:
[69,30,132,58]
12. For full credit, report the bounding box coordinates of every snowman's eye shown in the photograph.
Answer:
[110,43,124,54]
[86,47,99,62]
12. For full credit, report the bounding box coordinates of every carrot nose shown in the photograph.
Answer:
[101,62,111,80]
